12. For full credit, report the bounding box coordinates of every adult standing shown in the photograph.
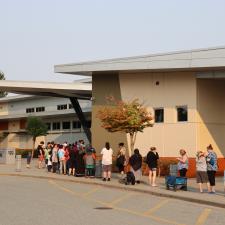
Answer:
[129,149,142,184]
[116,143,127,178]
[196,151,210,193]
[177,149,188,177]
[52,144,59,173]
[37,141,45,169]
[68,146,76,176]
[206,144,218,193]
[101,142,113,181]
[58,145,66,174]
[75,142,86,177]
[146,147,159,186]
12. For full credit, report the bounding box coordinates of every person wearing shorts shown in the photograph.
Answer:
[196,151,210,193]
[206,144,218,193]
[146,147,159,187]
[101,142,113,181]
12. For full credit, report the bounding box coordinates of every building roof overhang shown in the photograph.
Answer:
[54,46,225,76]
[0,80,92,100]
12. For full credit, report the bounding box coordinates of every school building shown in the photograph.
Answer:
[0,80,91,149]
[55,46,225,175]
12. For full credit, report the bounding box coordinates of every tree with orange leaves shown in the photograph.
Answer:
[97,97,153,156]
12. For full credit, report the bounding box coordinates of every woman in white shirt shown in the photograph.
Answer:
[101,142,113,181]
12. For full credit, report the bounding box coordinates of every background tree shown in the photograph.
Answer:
[97,97,153,156]
[0,70,8,97]
[26,116,48,158]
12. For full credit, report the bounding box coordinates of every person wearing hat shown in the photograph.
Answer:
[196,151,210,193]
[146,147,159,186]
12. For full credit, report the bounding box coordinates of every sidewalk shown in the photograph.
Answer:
[0,159,224,208]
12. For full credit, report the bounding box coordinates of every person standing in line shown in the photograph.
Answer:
[68,146,76,176]
[52,144,59,173]
[44,142,51,168]
[146,147,159,186]
[101,142,113,181]
[116,143,127,178]
[37,141,45,169]
[177,149,188,177]
[196,151,210,193]
[129,148,142,184]
[58,145,66,175]
[206,144,218,194]
[64,146,70,174]
[75,142,86,177]
[84,146,96,178]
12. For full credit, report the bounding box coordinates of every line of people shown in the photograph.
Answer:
[31,140,218,193]
[34,140,97,178]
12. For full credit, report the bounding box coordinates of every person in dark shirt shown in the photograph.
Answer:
[129,149,142,184]
[146,147,159,187]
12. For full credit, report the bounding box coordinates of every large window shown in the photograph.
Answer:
[73,121,81,129]
[52,122,61,130]
[62,121,71,130]
[26,108,34,113]
[177,106,188,122]
[45,123,51,130]
[57,104,67,110]
[36,107,45,112]
[154,108,164,123]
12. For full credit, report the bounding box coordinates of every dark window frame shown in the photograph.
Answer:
[52,122,61,130]
[36,106,45,112]
[72,121,81,129]
[177,105,188,122]
[62,121,71,130]
[26,108,35,113]
[154,108,164,123]
[57,104,67,110]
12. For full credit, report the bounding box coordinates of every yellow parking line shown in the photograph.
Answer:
[48,179,183,225]
[195,208,212,225]
[143,199,170,215]
[83,187,100,197]
[108,193,135,206]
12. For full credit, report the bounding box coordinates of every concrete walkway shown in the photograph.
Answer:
[0,160,224,208]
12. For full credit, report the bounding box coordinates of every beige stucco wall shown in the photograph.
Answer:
[197,79,225,157]
[119,71,197,157]
[92,73,128,153]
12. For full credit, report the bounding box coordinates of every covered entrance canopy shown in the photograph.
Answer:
[0,80,92,142]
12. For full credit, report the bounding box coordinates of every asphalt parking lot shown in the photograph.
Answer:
[0,176,224,225]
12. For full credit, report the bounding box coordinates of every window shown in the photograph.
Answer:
[154,108,164,123]
[26,108,34,113]
[177,106,188,122]
[62,121,71,130]
[57,104,67,110]
[45,123,51,130]
[73,121,81,129]
[69,104,73,109]
[36,107,45,112]
[52,122,61,130]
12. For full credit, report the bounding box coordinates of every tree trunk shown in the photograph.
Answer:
[129,132,138,156]
[31,137,36,160]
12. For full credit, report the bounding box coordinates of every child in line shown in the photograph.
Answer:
[84,146,96,178]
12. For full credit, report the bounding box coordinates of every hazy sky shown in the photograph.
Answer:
[1,0,225,82]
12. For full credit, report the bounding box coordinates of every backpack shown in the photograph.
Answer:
[125,171,135,185]
[116,155,125,167]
